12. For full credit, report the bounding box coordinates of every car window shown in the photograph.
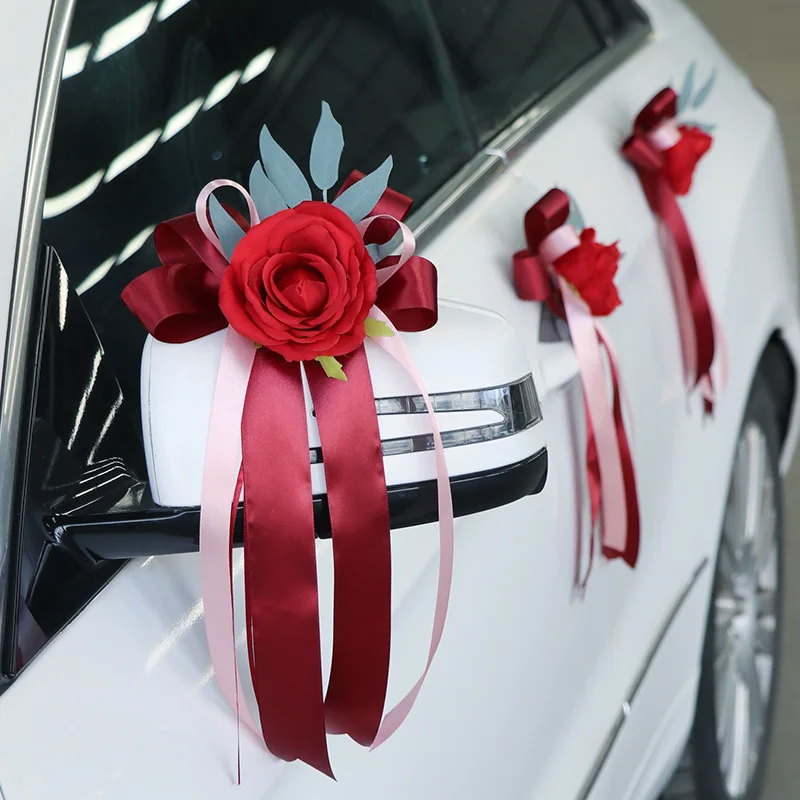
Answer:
[20,0,472,673]
[430,0,630,144]
[42,0,472,418]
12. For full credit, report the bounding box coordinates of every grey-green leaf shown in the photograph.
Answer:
[332,156,393,222]
[692,69,716,108]
[208,194,246,261]
[684,120,717,134]
[677,61,696,114]
[259,124,311,207]
[249,161,288,220]
[566,191,585,233]
[309,101,344,193]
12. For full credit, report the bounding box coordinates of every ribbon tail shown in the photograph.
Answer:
[578,400,601,592]
[241,350,332,777]
[199,327,260,772]
[366,309,454,749]
[561,281,627,555]
[655,180,717,398]
[596,327,641,567]
[307,346,392,746]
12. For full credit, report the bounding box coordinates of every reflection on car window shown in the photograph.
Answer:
[430,0,613,144]
[43,0,470,417]
[23,0,471,673]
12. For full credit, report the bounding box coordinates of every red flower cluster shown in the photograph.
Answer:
[219,201,377,361]
[663,125,713,196]
[553,228,622,317]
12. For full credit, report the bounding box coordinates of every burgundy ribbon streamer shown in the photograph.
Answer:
[622,88,716,413]
[241,349,333,776]
[122,179,438,775]
[307,347,391,745]
[513,189,640,574]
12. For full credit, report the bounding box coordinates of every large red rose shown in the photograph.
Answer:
[219,200,378,361]
[663,125,712,196]
[552,228,622,317]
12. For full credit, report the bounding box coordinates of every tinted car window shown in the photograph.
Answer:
[43,0,471,415]
[431,0,615,143]
[20,0,470,672]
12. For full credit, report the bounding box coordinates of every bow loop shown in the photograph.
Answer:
[621,134,665,173]
[121,208,246,344]
[376,255,438,332]
[523,188,571,255]
[634,87,678,134]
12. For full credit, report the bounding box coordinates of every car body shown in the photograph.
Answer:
[0,1,797,799]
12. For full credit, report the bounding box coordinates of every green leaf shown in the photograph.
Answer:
[692,69,716,109]
[364,317,395,339]
[333,156,393,222]
[315,355,347,381]
[208,194,246,261]
[677,61,696,114]
[259,124,312,207]
[249,161,288,220]
[309,101,344,194]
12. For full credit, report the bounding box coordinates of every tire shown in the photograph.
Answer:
[664,374,785,800]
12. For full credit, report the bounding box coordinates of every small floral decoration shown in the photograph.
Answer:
[210,102,396,379]
[552,228,622,317]
[664,61,717,196]
[220,202,379,365]
[660,126,712,196]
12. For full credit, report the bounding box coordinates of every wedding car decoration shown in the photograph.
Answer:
[514,189,640,582]
[623,86,727,414]
[122,102,453,779]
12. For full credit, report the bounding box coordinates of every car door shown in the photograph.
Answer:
[0,3,711,800]
[398,1,729,798]
[412,1,744,798]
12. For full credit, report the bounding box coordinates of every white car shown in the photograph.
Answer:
[0,1,797,799]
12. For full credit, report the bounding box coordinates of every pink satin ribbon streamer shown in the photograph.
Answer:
[199,327,259,740]
[649,119,682,151]
[560,282,628,554]
[357,214,416,287]
[541,223,629,556]
[540,225,581,265]
[367,307,455,748]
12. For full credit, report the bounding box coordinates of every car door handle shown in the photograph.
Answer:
[539,341,580,394]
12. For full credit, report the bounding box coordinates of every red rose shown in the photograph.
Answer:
[552,228,622,317]
[663,125,712,196]
[219,200,378,361]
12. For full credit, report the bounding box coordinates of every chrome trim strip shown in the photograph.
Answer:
[0,0,78,662]
[310,373,541,464]
[574,557,711,800]
[406,20,653,245]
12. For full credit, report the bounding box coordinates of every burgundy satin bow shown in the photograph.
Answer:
[513,189,567,317]
[122,183,437,344]
[514,189,640,579]
[122,178,437,777]
[622,88,717,414]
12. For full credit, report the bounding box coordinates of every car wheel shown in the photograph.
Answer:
[664,375,784,800]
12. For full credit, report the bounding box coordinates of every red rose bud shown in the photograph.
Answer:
[552,228,622,317]
[219,201,378,361]
[662,125,713,196]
